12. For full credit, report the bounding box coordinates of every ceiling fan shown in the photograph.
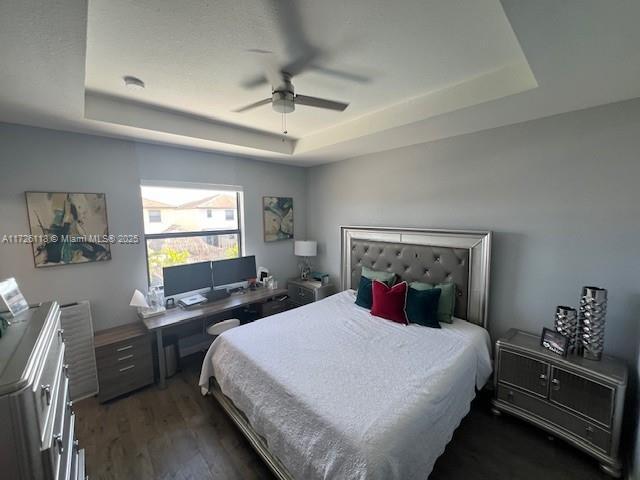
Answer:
[233,69,349,115]
[233,0,366,120]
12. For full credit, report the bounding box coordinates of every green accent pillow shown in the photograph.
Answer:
[406,287,441,328]
[410,281,456,323]
[362,266,395,285]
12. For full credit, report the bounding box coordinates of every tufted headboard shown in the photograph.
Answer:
[341,226,492,328]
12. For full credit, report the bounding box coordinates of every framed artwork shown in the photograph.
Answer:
[25,191,112,267]
[540,327,569,357]
[0,277,29,317]
[263,196,294,242]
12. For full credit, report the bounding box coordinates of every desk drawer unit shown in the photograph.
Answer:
[260,298,295,317]
[95,323,153,403]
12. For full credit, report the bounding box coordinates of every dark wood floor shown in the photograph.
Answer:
[76,354,610,480]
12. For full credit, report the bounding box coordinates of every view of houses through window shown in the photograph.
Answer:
[140,184,242,285]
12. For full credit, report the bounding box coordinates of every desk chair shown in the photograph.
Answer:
[207,318,240,337]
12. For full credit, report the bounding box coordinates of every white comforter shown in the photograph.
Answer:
[199,290,492,480]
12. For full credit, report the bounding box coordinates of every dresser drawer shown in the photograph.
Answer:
[288,284,314,305]
[44,382,74,480]
[71,448,85,480]
[98,354,154,402]
[498,349,549,398]
[497,384,611,453]
[33,335,66,444]
[95,334,149,361]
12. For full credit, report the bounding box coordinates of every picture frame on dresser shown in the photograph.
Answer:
[541,327,569,357]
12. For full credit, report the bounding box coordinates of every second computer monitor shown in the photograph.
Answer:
[212,255,257,289]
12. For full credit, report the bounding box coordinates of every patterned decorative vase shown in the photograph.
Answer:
[554,306,578,353]
[579,286,607,361]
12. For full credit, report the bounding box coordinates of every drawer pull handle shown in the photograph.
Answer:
[73,439,80,452]
[53,433,64,454]
[119,364,135,372]
[67,400,74,414]
[551,378,561,391]
[507,390,514,400]
[116,344,133,352]
[58,328,65,343]
[63,363,70,377]
[585,426,594,438]
[41,384,51,405]
[118,354,134,361]
[539,373,547,385]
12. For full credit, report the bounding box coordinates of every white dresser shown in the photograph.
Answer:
[0,301,86,480]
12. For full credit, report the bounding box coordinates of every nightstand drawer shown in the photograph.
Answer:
[497,384,611,453]
[498,349,549,398]
[288,284,314,305]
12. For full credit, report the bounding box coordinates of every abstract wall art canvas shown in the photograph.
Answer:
[263,196,294,242]
[26,192,112,267]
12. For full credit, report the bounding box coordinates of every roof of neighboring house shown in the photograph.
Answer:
[179,194,236,209]
[142,198,172,209]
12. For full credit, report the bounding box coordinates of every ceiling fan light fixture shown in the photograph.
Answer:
[272,91,295,113]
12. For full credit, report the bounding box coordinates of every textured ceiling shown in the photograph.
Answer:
[86,0,525,138]
[1,0,640,165]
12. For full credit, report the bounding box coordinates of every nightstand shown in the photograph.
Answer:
[287,278,335,306]
[492,329,627,477]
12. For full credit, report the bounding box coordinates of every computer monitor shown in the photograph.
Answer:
[162,261,212,297]
[212,255,257,289]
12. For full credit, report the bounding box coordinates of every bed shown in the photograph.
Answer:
[199,226,492,479]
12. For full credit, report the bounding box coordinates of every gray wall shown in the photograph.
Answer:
[307,99,640,468]
[0,123,307,331]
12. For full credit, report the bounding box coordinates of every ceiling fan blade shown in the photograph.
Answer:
[242,50,285,89]
[233,98,272,113]
[309,65,370,84]
[241,75,268,89]
[295,94,349,111]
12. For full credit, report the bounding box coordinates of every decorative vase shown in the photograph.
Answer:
[554,306,578,353]
[579,286,607,361]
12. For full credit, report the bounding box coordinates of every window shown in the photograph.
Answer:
[141,184,243,285]
[148,210,162,223]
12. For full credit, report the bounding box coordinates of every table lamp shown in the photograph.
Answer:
[130,288,166,318]
[294,240,317,281]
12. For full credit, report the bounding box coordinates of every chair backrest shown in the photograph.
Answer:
[207,318,240,336]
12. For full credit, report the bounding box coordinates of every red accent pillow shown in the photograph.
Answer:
[371,280,408,325]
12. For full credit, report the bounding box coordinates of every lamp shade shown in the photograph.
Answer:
[129,289,149,308]
[294,240,317,257]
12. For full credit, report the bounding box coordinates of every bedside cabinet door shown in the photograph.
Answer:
[549,366,614,428]
[288,284,314,305]
[498,350,550,398]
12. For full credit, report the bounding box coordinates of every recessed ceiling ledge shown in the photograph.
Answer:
[295,60,537,154]
[84,91,295,155]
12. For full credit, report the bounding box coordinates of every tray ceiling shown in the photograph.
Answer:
[2,0,640,164]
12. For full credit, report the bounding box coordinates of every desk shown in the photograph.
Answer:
[143,287,288,388]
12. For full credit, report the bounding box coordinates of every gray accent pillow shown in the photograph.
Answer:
[362,266,396,285]
[409,281,456,323]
